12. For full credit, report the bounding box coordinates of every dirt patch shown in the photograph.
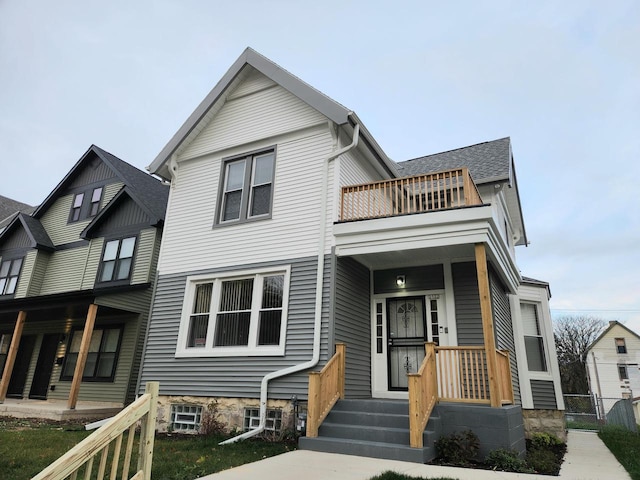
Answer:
[0,416,88,431]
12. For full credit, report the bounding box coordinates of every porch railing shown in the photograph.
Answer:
[32,381,159,480]
[339,167,483,222]
[407,343,437,448]
[306,343,346,437]
[408,345,514,448]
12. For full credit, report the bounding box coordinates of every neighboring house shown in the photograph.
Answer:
[0,195,34,233]
[586,321,640,416]
[138,48,564,461]
[0,145,168,420]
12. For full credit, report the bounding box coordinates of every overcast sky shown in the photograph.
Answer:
[1,1,639,331]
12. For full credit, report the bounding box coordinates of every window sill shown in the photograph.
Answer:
[175,346,285,358]
[528,372,553,381]
[212,213,272,229]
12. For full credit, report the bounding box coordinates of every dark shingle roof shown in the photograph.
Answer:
[396,137,511,184]
[18,214,54,250]
[0,195,34,229]
[92,146,169,222]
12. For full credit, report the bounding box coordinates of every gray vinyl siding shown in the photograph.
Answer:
[530,379,557,409]
[138,255,331,400]
[489,268,521,405]
[334,257,371,398]
[92,197,151,236]
[1,227,31,249]
[68,162,115,188]
[373,264,444,294]
[451,262,483,346]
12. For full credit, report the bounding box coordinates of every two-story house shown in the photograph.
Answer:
[138,48,564,462]
[0,145,168,420]
[586,321,640,416]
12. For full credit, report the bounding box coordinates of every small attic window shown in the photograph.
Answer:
[70,193,85,222]
[90,187,103,217]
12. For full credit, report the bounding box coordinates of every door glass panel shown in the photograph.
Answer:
[387,297,426,390]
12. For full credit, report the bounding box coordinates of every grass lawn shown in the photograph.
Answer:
[598,426,640,480]
[0,417,294,480]
[370,472,457,480]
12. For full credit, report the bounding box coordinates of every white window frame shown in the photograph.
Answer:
[175,266,291,357]
[521,301,549,373]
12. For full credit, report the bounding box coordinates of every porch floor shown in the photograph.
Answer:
[0,398,123,421]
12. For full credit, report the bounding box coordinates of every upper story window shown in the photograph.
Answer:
[60,326,123,381]
[616,338,627,354]
[98,237,136,283]
[177,267,290,357]
[69,186,104,222]
[217,150,275,224]
[618,364,629,380]
[0,258,22,296]
[520,302,548,372]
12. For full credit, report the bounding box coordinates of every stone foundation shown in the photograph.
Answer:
[156,395,295,434]
[522,409,566,442]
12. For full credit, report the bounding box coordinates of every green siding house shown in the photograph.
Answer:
[0,145,168,419]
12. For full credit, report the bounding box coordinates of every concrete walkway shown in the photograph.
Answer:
[198,430,631,480]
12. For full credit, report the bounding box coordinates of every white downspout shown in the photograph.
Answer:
[220,121,360,444]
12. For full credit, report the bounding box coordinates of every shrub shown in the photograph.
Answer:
[434,430,480,466]
[199,400,226,436]
[529,431,563,449]
[485,448,533,473]
[525,431,566,475]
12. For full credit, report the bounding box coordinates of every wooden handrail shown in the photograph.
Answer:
[32,381,159,480]
[306,344,346,438]
[339,168,483,222]
[408,343,437,448]
[496,349,515,404]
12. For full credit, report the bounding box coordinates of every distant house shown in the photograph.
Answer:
[0,195,34,233]
[138,48,564,461]
[586,321,640,415]
[0,146,168,420]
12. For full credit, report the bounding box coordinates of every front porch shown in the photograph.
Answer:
[300,343,522,463]
[0,397,122,421]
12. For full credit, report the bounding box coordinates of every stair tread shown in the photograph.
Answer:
[302,436,422,450]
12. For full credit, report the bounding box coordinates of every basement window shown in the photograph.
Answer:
[243,408,282,433]
[170,404,203,432]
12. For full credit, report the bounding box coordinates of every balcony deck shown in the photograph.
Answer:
[339,167,483,223]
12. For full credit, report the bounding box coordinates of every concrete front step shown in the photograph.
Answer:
[298,399,441,464]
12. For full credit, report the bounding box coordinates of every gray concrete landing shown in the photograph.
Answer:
[0,398,122,421]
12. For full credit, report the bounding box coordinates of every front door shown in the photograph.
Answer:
[29,334,60,400]
[6,335,37,398]
[372,293,447,398]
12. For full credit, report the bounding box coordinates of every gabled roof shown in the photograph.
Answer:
[396,137,512,184]
[148,47,396,179]
[588,321,640,352]
[33,145,168,222]
[0,213,54,251]
[521,276,551,298]
[0,195,34,230]
[81,185,167,239]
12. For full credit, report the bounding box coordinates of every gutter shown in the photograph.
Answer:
[220,120,360,444]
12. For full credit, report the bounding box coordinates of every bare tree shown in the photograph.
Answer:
[554,315,607,394]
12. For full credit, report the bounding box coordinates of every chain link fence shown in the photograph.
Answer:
[563,394,638,431]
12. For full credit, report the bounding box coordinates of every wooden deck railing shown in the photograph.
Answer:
[496,349,515,405]
[407,343,437,448]
[340,167,483,222]
[32,382,159,480]
[408,345,514,447]
[306,343,346,438]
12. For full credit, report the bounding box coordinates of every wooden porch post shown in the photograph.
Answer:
[67,303,98,409]
[474,243,501,407]
[0,311,27,403]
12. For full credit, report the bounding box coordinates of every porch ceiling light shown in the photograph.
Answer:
[396,275,406,287]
